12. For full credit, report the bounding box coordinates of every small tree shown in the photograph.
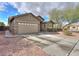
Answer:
[0,22,5,26]
[49,8,62,24]
[49,8,63,31]
[0,22,5,31]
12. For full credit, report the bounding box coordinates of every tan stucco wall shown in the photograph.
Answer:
[9,20,15,33]
[41,23,45,31]
[43,22,53,31]
[10,14,40,34]
[69,25,79,31]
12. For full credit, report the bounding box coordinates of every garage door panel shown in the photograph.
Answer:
[18,23,39,34]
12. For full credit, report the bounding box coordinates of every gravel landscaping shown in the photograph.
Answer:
[0,31,48,56]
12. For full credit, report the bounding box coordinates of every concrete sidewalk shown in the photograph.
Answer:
[69,40,79,56]
[43,40,79,56]
[42,35,79,56]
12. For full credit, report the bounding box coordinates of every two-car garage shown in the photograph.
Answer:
[18,23,39,34]
[9,13,43,34]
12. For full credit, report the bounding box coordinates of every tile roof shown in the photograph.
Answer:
[8,13,44,22]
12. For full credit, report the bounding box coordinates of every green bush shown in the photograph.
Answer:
[47,28,53,32]
[63,27,72,36]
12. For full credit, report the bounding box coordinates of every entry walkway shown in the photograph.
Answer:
[5,30,16,38]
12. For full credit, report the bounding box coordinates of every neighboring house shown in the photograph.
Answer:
[8,13,55,34]
[69,23,79,32]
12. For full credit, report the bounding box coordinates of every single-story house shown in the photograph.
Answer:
[8,13,55,34]
[69,23,79,32]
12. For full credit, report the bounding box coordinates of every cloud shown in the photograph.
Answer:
[0,6,5,11]
[8,2,59,16]
[0,2,6,11]
[8,2,31,14]
[36,7,41,12]
[8,2,79,16]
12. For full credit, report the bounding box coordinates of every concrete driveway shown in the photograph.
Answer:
[24,33,79,56]
[4,31,79,56]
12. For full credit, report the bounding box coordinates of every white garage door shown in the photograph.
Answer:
[18,23,39,34]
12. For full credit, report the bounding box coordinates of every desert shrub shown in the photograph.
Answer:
[63,27,72,36]
[47,28,53,32]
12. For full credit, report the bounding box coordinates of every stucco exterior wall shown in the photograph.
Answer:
[69,25,79,32]
[10,14,41,34]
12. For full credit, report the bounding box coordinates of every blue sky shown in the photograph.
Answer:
[0,2,19,25]
[0,2,78,25]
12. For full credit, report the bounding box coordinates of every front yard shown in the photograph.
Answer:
[0,31,48,56]
[0,31,79,56]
